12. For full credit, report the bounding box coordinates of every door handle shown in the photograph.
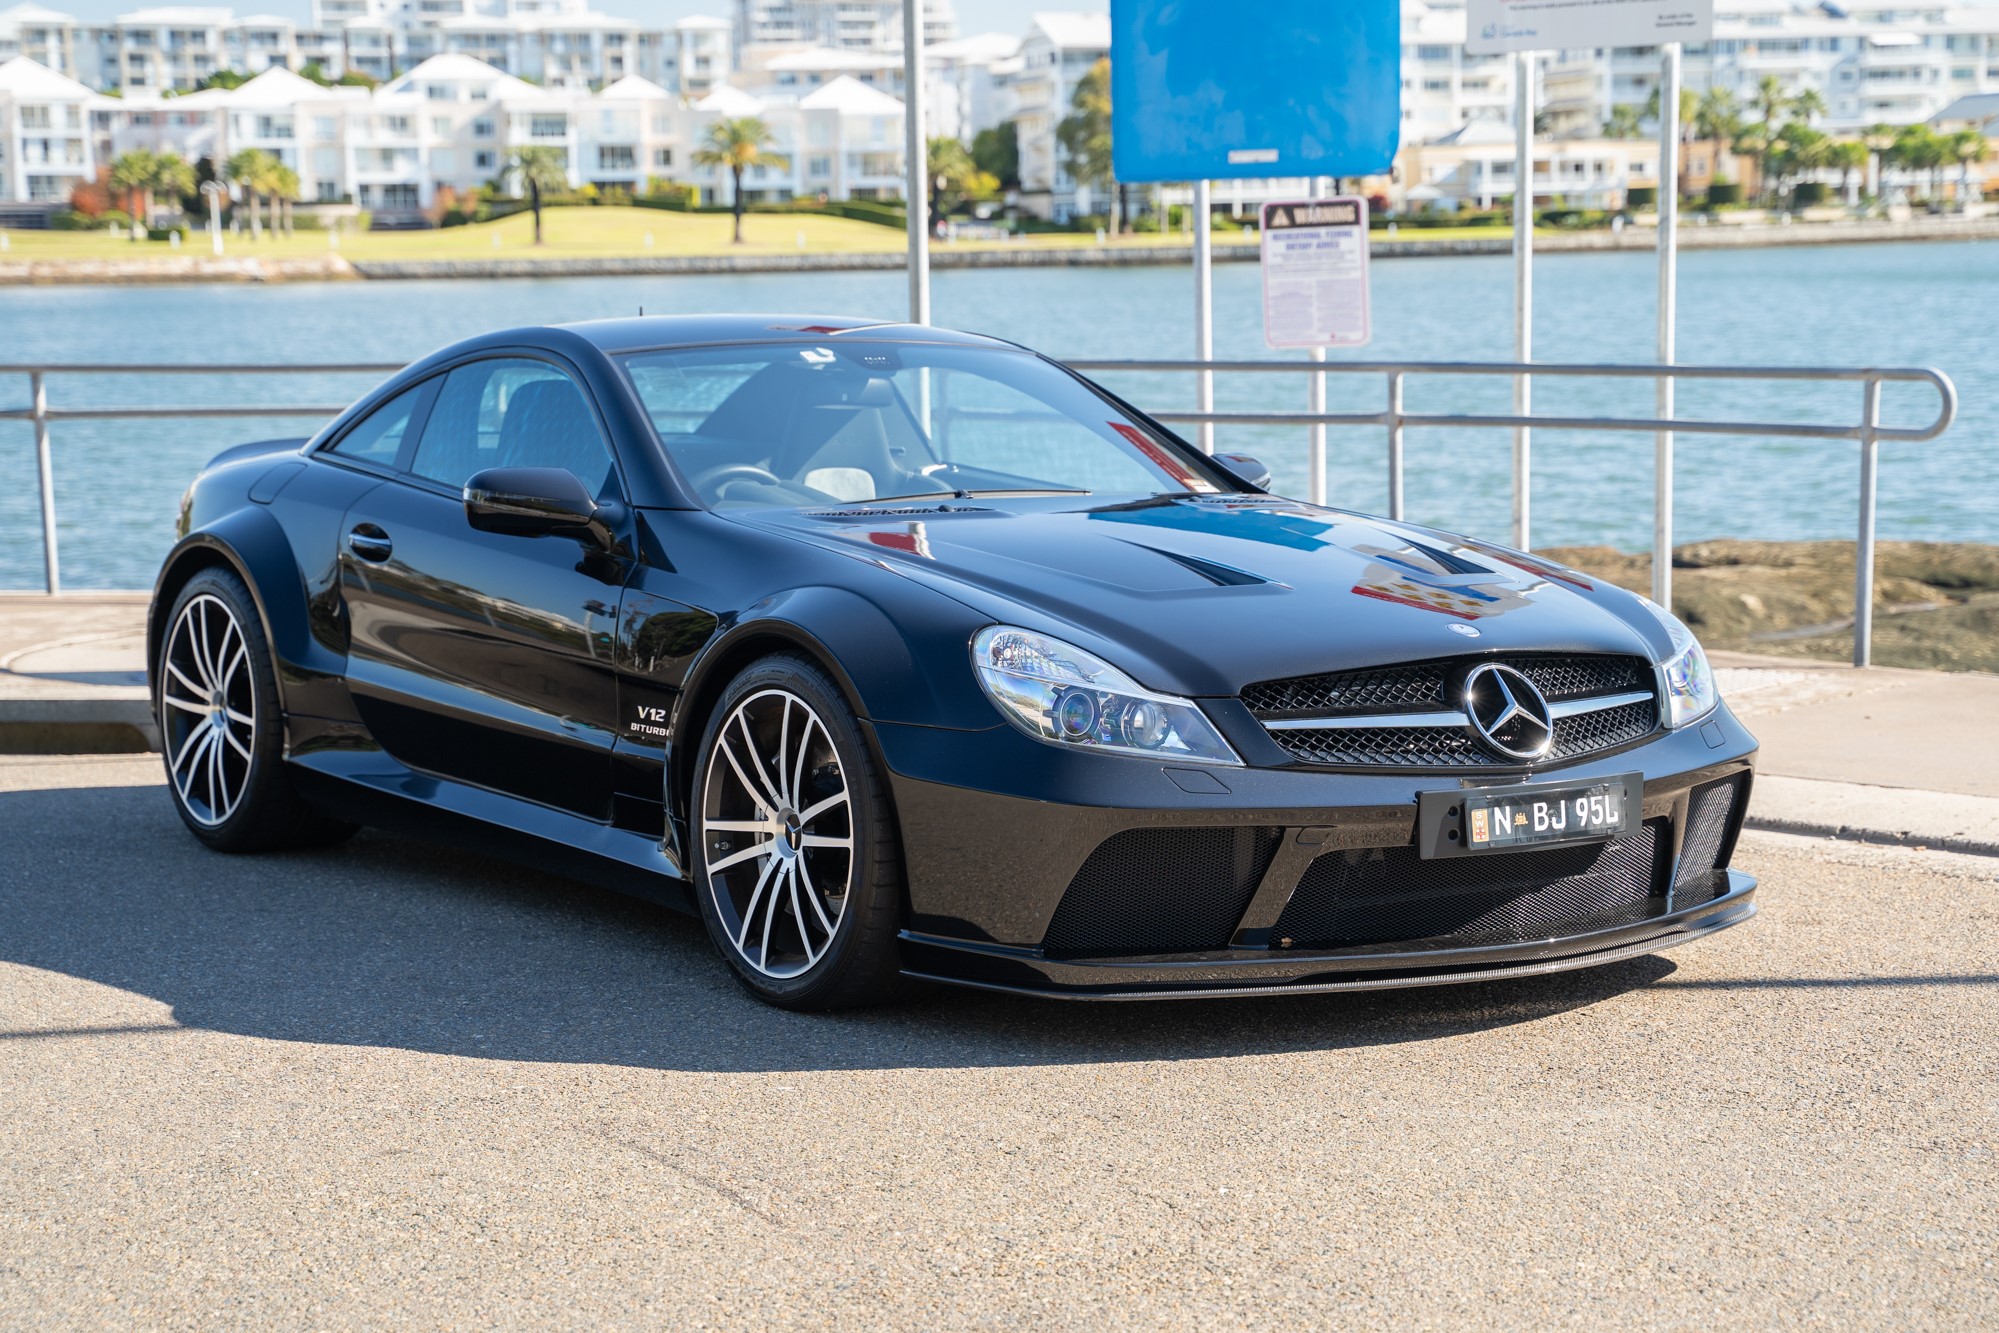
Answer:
[347,525,393,562]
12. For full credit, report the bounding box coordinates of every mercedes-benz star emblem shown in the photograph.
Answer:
[1462,663,1554,761]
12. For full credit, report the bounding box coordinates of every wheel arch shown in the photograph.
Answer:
[149,510,317,713]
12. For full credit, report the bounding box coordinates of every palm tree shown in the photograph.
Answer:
[690,118,787,244]
[223,148,278,239]
[1829,139,1869,205]
[1602,105,1645,140]
[108,150,158,233]
[151,152,195,225]
[1056,55,1116,234]
[1747,74,1788,202]
[269,162,300,238]
[504,145,569,245]
[1790,86,1829,128]
[1694,86,1743,186]
[1950,130,1989,204]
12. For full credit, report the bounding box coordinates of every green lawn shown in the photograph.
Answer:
[0,206,1536,269]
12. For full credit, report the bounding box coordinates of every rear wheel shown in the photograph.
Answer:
[691,656,907,1009]
[157,567,356,852]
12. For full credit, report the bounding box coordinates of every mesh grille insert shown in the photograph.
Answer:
[1244,654,1649,716]
[1272,819,1671,950]
[1674,774,1746,910]
[1041,826,1282,957]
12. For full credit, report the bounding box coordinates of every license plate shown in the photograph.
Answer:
[1416,773,1642,859]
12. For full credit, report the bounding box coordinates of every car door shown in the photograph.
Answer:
[337,354,631,821]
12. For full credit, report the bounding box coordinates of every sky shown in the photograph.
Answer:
[43,0,1107,33]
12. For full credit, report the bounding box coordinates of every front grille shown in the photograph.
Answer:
[1673,775,1746,910]
[1041,826,1282,957]
[1271,819,1671,950]
[1244,654,1647,716]
[1245,653,1658,770]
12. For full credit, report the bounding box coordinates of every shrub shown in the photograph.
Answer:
[1705,181,1742,207]
[1625,185,1657,208]
[1791,181,1827,205]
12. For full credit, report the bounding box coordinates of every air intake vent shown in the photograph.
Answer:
[800,505,995,519]
[1041,826,1282,957]
[1674,774,1746,910]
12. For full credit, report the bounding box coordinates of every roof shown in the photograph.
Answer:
[223,65,333,107]
[1425,119,1517,147]
[926,32,1020,63]
[0,54,94,99]
[761,45,899,73]
[234,13,296,26]
[597,73,669,100]
[1931,92,1999,127]
[1027,11,1110,51]
[0,4,80,23]
[113,6,232,23]
[797,74,904,116]
[673,13,730,30]
[388,52,537,97]
[694,83,763,115]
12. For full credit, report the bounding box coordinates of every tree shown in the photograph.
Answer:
[1747,74,1788,202]
[1790,86,1828,128]
[1693,86,1742,184]
[926,136,998,227]
[1602,105,1645,140]
[690,118,788,244]
[1889,124,1948,200]
[971,122,1019,189]
[195,69,249,91]
[1056,55,1116,233]
[151,151,195,226]
[1769,122,1830,201]
[505,145,570,245]
[1828,138,1868,204]
[269,162,300,237]
[223,148,279,239]
[108,150,159,232]
[1950,130,1989,203]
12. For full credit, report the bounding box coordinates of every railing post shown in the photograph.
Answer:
[1307,351,1326,505]
[1193,180,1214,455]
[1854,376,1882,668]
[32,370,59,595]
[1654,42,1681,610]
[1386,370,1406,521]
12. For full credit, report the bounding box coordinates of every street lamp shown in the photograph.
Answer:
[200,179,227,256]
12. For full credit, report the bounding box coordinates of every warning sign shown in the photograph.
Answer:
[1259,197,1372,349]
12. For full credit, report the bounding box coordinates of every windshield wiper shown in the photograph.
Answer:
[825,487,1089,507]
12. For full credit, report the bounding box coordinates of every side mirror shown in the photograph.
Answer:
[464,467,618,548]
[1212,452,1272,491]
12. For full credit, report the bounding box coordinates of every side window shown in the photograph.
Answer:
[326,382,429,466]
[408,357,617,496]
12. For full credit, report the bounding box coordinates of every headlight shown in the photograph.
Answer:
[1639,597,1718,728]
[971,626,1241,765]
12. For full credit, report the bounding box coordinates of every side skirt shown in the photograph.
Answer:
[288,752,695,913]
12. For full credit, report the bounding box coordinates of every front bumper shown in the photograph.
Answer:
[870,700,1758,999]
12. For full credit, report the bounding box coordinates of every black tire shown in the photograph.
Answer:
[156,567,358,853]
[690,654,908,1010]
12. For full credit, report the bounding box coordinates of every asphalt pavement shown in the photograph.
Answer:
[2,753,1994,1330]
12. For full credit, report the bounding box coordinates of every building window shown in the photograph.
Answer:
[597,145,635,170]
[472,118,494,137]
[652,147,672,167]
[432,117,451,135]
[474,150,495,169]
[530,114,566,138]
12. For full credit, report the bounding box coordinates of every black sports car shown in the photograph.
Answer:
[150,315,1757,1008]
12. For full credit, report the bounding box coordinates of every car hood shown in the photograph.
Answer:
[747,495,1670,697]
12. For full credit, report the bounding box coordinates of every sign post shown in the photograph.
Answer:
[1469,0,1711,558]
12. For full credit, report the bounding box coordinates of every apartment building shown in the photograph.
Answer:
[0,52,94,201]
[735,0,954,53]
[1544,1,1999,136]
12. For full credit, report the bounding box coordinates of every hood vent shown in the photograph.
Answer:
[1125,542,1276,588]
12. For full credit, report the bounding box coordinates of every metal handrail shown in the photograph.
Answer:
[3,358,1960,669]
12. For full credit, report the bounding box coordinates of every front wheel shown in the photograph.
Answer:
[156,567,356,852]
[691,655,907,1010]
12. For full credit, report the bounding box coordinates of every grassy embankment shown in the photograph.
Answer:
[1543,540,1999,673]
[0,205,1513,266]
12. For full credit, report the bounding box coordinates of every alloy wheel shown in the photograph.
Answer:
[159,592,257,827]
[699,688,855,979]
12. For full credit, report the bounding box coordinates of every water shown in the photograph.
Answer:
[2,239,1994,589]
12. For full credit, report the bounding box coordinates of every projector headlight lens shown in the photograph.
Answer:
[1639,597,1719,728]
[972,626,1241,765]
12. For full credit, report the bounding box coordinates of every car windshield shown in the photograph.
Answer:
[617,341,1228,510]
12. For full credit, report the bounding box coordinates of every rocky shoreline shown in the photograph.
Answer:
[1542,540,1999,673]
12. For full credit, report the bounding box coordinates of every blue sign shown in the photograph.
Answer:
[1110,0,1401,183]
